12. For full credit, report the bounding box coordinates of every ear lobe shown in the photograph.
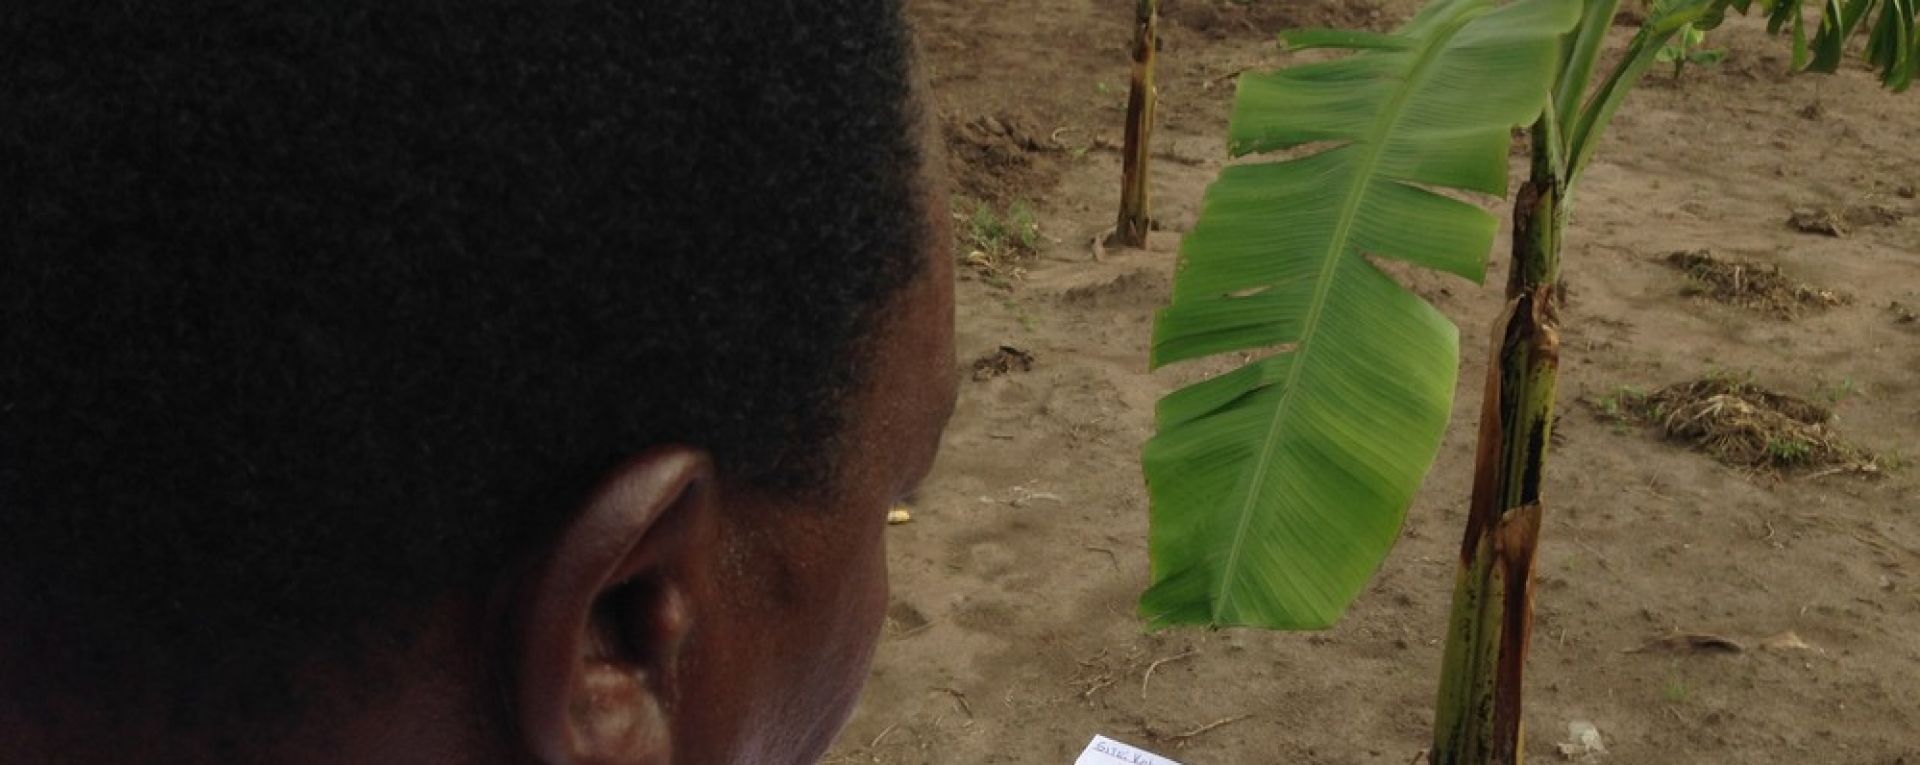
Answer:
[513,448,714,765]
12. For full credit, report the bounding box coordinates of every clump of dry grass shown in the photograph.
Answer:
[1665,250,1849,318]
[1601,377,1878,475]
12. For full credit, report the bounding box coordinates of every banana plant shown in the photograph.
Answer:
[1755,0,1916,89]
[1141,0,1911,760]
[1438,0,1908,757]
[1657,23,1728,78]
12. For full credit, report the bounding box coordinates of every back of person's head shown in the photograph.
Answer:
[1,1,954,762]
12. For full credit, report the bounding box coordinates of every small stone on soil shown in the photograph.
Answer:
[1558,720,1607,759]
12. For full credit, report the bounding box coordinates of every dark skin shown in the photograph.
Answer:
[0,55,952,755]
[253,175,957,764]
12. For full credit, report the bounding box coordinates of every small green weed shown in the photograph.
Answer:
[962,199,1042,288]
[966,200,1039,254]
[1592,385,1647,420]
[1766,437,1814,465]
[1008,201,1040,251]
[1818,377,1862,406]
[1656,23,1726,80]
[1881,449,1907,472]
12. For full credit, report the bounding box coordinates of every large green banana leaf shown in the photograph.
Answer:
[1141,0,1580,630]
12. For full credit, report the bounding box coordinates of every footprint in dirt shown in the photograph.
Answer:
[885,599,931,640]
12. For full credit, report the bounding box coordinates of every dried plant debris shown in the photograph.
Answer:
[1788,207,1847,237]
[970,345,1035,381]
[1761,631,1819,652]
[1665,250,1849,317]
[1628,631,1744,654]
[1601,377,1879,475]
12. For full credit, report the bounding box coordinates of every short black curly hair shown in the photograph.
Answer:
[0,0,926,735]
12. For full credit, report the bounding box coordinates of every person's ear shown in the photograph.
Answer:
[513,448,716,765]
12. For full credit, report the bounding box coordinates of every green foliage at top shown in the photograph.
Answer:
[1139,0,1582,630]
[1563,0,1739,181]
[1746,0,1916,90]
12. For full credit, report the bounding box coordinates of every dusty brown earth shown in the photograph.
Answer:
[830,1,1920,762]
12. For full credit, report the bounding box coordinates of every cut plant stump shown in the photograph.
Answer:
[1111,0,1159,249]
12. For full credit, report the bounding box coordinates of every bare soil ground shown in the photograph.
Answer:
[832,1,1920,762]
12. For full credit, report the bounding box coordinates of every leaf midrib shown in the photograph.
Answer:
[1209,11,1483,623]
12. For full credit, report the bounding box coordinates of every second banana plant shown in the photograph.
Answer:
[1140,0,1912,761]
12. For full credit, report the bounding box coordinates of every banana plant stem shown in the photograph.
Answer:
[1113,0,1158,248]
[1431,118,1565,765]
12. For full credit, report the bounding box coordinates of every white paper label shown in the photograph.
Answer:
[1074,735,1184,765]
